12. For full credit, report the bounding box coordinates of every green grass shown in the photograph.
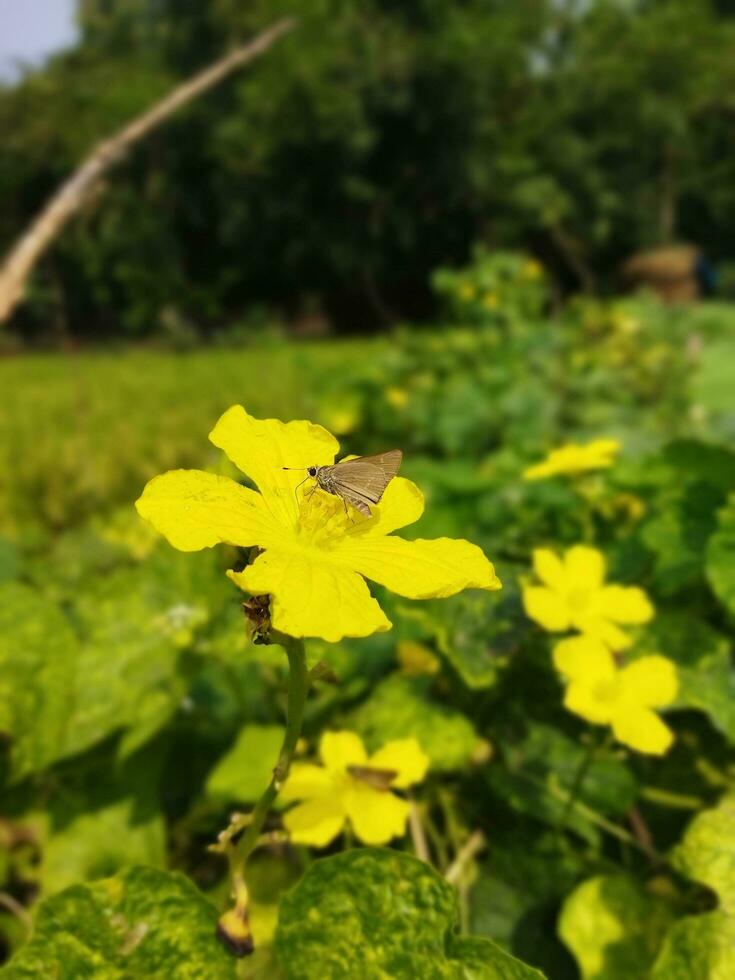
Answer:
[0,339,380,538]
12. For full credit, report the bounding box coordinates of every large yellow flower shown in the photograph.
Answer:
[523,439,620,480]
[553,636,678,755]
[135,406,500,642]
[523,545,653,650]
[282,731,429,846]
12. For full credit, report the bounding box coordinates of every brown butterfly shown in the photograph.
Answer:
[284,449,402,517]
[346,764,399,792]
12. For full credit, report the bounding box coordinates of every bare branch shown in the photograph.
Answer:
[0,18,296,324]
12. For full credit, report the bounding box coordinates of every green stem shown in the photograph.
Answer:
[555,731,600,835]
[230,634,309,873]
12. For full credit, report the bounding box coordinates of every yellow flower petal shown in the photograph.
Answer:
[357,478,424,536]
[368,738,429,789]
[573,613,633,651]
[611,707,674,755]
[564,679,617,725]
[598,585,654,625]
[564,546,605,590]
[337,536,501,599]
[135,470,280,552]
[319,731,367,773]
[523,586,571,632]
[280,763,334,802]
[228,552,392,642]
[342,782,411,845]
[533,549,566,589]
[209,406,339,528]
[283,797,346,846]
[619,656,679,708]
[553,635,616,682]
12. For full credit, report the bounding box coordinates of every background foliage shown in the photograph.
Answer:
[2,0,735,339]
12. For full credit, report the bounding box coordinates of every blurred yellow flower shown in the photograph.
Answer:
[136,406,500,642]
[457,280,476,301]
[282,731,429,846]
[523,545,653,650]
[522,259,543,280]
[397,639,441,676]
[482,292,499,310]
[553,636,678,754]
[385,386,409,409]
[523,439,620,480]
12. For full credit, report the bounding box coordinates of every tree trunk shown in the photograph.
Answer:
[0,18,295,325]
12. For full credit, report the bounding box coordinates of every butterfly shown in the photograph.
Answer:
[284,449,403,517]
[346,764,399,792]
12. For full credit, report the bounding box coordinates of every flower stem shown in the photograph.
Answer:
[217,633,308,956]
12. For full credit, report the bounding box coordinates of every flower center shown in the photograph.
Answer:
[591,676,621,706]
[294,488,356,548]
[567,587,591,612]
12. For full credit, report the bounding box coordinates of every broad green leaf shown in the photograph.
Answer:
[670,795,735,912]
[0,866,236,979]
[661,440,735,492]
[488,724,637,845]
[349,675,478,771]
[651,912,735,980]
[206,724,284,803]
[651,796,735,979]
[0,583,79,781]
[434,592,520,689]
[643,615,735,741]
[706,493,735,616]
[275,848,545,979]
[558,875,674,979]
[40,752,166,896]
[642,482,722,595]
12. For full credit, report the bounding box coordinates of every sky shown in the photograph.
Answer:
[0,0,78,82]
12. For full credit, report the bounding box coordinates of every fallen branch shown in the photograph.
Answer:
[0,18,295,324]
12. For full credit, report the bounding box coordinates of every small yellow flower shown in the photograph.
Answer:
[457,280,476,301]
[482,292,499,310]
[136,407,500,642]
[385,386,409,409]
[553,636,678,754]
[521,259,543,281]
[523,439,620,480]
[397,639,441,676]
[523,546,653,650]
[282,731,429,846]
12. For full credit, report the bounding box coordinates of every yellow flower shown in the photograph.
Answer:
[457,280,476,301]
[521,259,543,281]
[553,636,678,754]
[385,386,409,409]
[482,292,499,310]
[136,406,500,642]
[282,731,429,846]
[523,546,653,650]
[523,439,620,480]
[397,639,441,676]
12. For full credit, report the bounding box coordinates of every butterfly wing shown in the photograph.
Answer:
[329,450,402,514]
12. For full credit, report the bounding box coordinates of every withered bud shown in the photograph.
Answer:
[216,906,254,957]
[242,594,271,644]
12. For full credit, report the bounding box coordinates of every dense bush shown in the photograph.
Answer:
[2,0,735,338]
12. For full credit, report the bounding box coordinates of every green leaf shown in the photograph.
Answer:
[434,592,520,690]
[558,875,674,979]
[206,725,284,803]
[651,911,735,980]
[275,849,545,979]
[644,615,735,741]
[0,583,79,781]
[706,493,735,616]
[650,796,735,979]
[670,795,735,912]
[0,866,237,979]
[349,675,478,771]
